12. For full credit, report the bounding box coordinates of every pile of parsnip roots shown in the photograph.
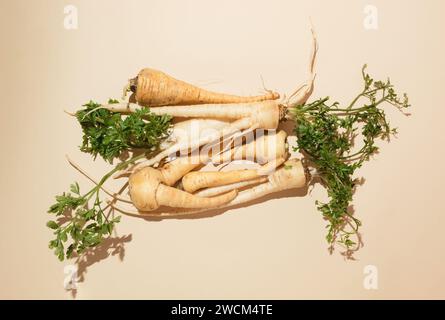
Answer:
[85,37,318,217]
[49,26,411,262]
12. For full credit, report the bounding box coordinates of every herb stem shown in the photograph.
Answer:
[83,154,145,200]
[291,64,410,254]
[340,146,367,160]
[347,90,366,110]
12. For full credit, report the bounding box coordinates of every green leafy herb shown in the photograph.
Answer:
[47,155,143,261]
[76,99,172,163]
[291,65,410,254]
[48,98,171,261]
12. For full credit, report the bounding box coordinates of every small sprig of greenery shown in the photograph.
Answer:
[76,99,172,163]
[47,155,144,261]
[48,99,171,261]
[291,65,410,254]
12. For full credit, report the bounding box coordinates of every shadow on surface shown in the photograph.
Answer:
[67,234,132,298]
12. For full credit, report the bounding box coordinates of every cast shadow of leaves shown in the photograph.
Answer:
[67,234,132,298]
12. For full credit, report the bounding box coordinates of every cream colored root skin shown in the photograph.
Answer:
[160,154,206,186]
[230,159,306,207]
[130,31,316,108]
[182,169,259,193]
[128,166,238,211]
[103,100,280,129]
[147,100,280,130]
[213,130,288,164]
[113,118,230,178]
[130,117,253,172]
[121,159,306,217]
[155,185,237,209]
[194,177,268,197]
[182,157,286,194]
[195,159,306,213]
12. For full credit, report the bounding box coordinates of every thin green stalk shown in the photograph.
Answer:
[291,64,410,255]
[47,149,146,261]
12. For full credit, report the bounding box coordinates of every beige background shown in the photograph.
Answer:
[1,0,444,299]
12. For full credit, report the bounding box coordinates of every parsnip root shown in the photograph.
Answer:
[213,130,288,164]
[128,166,238,211]
[194,177,268,197]
[182,157,286,193]
[121,159,306,216]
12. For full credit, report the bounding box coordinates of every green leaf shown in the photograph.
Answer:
[84,209,95,220]
[66,244,75,259]
[97,212,103,224]
[46,221,59,229]
[48,192,85,216]
[47,135,167,263]
[76,100,172,163]
[70,182,80,195]
[60,231,68,242]
[48,240,58,249]
[112,216,121,223]
[108,98,119,104]
[101,224,109,235]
